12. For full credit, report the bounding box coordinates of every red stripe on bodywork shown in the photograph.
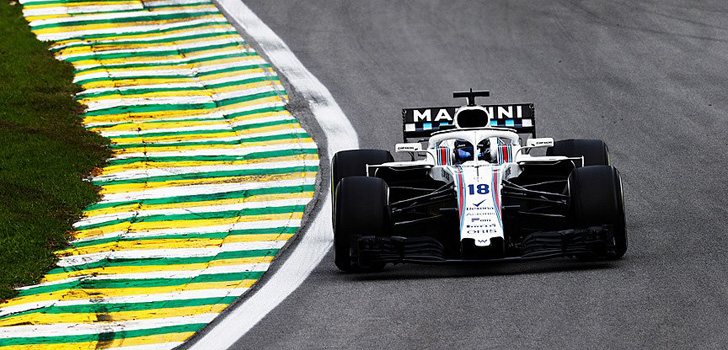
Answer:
[456,169,465,214]
[492,170,502,224]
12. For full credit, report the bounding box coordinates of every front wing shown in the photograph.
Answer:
[354,225,617,264]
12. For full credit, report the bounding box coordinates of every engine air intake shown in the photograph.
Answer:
[455,107,490,128]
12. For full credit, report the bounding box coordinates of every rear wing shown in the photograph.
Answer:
[402,103,535,141]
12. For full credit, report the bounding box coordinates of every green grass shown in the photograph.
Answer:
[0,1,110,300]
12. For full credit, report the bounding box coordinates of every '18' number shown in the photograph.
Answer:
[467,184,490,195]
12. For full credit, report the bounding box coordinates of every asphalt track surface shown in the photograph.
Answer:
[231,1,728,348]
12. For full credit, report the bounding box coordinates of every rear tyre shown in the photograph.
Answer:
[331,149,394,190]
[334,176,390,272]
[547,139,610,166]
[331,149,393,221]
[568,165,627,259]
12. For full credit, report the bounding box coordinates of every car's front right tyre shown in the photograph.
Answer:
[567,165,627,259]
[334,176,390,272]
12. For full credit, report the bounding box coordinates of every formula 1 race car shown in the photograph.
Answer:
[331,90,626,272]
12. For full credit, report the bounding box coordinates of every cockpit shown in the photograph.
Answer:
[428,128,520,166]
[453,139,492,164]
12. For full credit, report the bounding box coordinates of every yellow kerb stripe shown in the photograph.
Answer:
[83,95,282,125]
[68,44,239,69]
[55,32,239,55]
[102,123,298,146]
[49,24,234,50]
[98,171,316,195]
[98,153,318,176]
[0,303,229,326]
[80,81,280,106]
[83,192,314,218]
[41,256,274,284]
[33,14,226,36]
[113,137,313,155]
[75,55,263,78]
[84,96,288,125]
[23,1,142,10]
[73,212,304,240]
[58,233,294,256]
[86,96,287,133]
[2,279,256,308]
[0,332,197,350]
[79,67,265,88]
[26,5,219,22]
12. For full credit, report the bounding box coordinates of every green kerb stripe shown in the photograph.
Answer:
[71,226,300,249]
[47,248,279,275]
[18,271,266,297]
[125,3,217,11]
[0,297,231,322]
[74,63,272,86]
[31,11,222,30]
[109,131,308,149]
[85,90,282,117]
[73,204,306,231]
[24,0,135,5]
[94,165,318,185]
[52,30,238,53]
[104,118,297,141]
[138,105,289,126]
[52,21,230,47]
[97,105,289,129]
[32,3,220,23]
[96,163,316,185]
[65,41,241,63]
[25,0,210,6]
[87,184,315,210]
[0,323,207,346]
[73,50,251,73]
[0,296,237,321]
[78,75,277,100]
[105,148,317,166]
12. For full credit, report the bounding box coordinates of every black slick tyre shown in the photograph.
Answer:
[334,176,390,272]
[330,149,393,219]
[331,149,394,191]
[547,139,610,166]
[568,165,627,259]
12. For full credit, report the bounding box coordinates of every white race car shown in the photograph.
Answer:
[331,90,626,272]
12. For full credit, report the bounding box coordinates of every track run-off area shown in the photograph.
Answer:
[0,0,319,349]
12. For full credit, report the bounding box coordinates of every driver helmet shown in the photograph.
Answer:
[453,140,491,163]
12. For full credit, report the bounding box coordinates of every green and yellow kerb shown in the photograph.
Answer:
[0,0,318,348]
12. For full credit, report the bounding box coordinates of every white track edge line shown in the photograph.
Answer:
[185,1,358,349]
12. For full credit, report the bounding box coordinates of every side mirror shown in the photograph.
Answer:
[526,138,554,148]
[395,143,423,152]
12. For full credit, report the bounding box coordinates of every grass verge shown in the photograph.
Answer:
[0,1,110,300]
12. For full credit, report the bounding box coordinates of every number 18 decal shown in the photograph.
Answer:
[467,184,490,195]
